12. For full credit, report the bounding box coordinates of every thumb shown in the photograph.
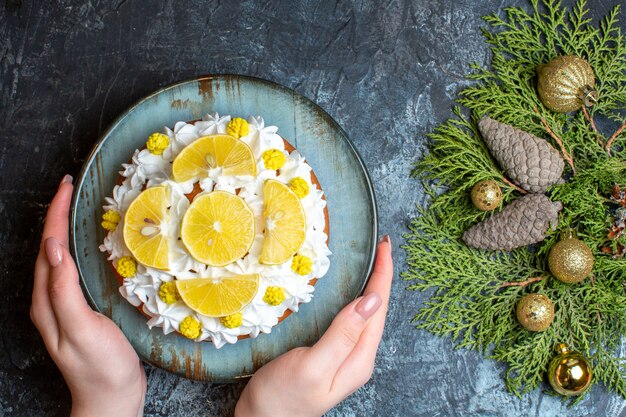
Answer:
[45,237,93,327]
[307,292,382,375]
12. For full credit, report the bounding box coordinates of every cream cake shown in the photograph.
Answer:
[99,113,331,348]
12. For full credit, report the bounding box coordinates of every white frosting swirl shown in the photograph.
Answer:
[101,114,330,348]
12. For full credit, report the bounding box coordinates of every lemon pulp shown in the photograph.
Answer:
[172,134,257,182]
[176,274,260,317]
[259,179,306,264]
[123,186,170,270]
[181,191,255,266]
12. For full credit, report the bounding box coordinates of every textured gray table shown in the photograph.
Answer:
[1,0,624,416]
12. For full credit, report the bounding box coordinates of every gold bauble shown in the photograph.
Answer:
[471,180,502,211]
[548,343,593,396]
[516,293,554,332]
[537,55,598,113]
[548,229,594,284]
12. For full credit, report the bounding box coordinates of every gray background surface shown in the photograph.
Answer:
[1,0,624,416]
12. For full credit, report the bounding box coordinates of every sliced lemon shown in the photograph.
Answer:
[259,179,306,265]
[181,191,255,266]
[172,134,257,182]
[123,186,170,270]
[176,274,259,317]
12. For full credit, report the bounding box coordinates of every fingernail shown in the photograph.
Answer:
[45,237,63,267]
[355,292,382,320]
[61,174,73,185]
[381,234,392,253]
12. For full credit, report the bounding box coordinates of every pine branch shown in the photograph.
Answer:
[500,276,546,288]
[606,121,626,154]
[404,0,626,400]
[581,105,601,145]
[534,105,576,173]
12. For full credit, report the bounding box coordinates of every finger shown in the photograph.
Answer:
[344,236,393,350]
[31,252,59,343]
[31,177,73,345]
[330,237,394,394]
[306,239,394,375]
[349,235,393,343]
[41,175,74,247]
[45,237,93,331]
[306,293,382,380]
[363,235,393,305]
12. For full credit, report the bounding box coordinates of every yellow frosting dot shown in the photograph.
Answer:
[101,210,121,231]
[146,132,170,155]
[262,149,286,170]
[220,312,243,329]
[180,316,202,339]
[158,281,180,304]
[289,177,310,198]
[263,286,285,306]
[226,117,249,138]
[116,256,137,278]
[291,254,313,275]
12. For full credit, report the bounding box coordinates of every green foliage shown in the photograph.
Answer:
[403,0,626,399]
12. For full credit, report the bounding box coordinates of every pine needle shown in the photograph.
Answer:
[403,0,626,399]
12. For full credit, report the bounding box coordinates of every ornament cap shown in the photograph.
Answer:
[580,84,599,107]
[555,343,570,354]
[560,228,577,240]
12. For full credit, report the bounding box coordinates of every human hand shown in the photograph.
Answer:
[30,175,146,417]
[235,236,393,417]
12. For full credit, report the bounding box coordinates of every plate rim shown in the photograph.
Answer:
[69,73,378,379]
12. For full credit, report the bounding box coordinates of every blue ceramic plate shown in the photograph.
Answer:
[70,75,377,382]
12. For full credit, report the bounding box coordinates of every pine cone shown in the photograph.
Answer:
[478,117,564,193]
[462,194,562,251]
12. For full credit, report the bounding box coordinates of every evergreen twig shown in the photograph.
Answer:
[502,176,528,194]
[403,0,626,400]
[606,122,626,155]
[533,105,576,173]
[501,276,546,288]
[581,105,601,145]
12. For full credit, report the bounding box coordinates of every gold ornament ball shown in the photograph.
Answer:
[516,293,555,332]
[548,232,594,284]
[548,343,593,396]
[537,55,598,113]
[471,180,502,211]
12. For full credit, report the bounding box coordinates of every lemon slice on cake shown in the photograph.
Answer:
[181,191,255,266]
[259,179,306,265]
[172,134,257,182]
[176,274,259,317]
[123,186,170,270]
